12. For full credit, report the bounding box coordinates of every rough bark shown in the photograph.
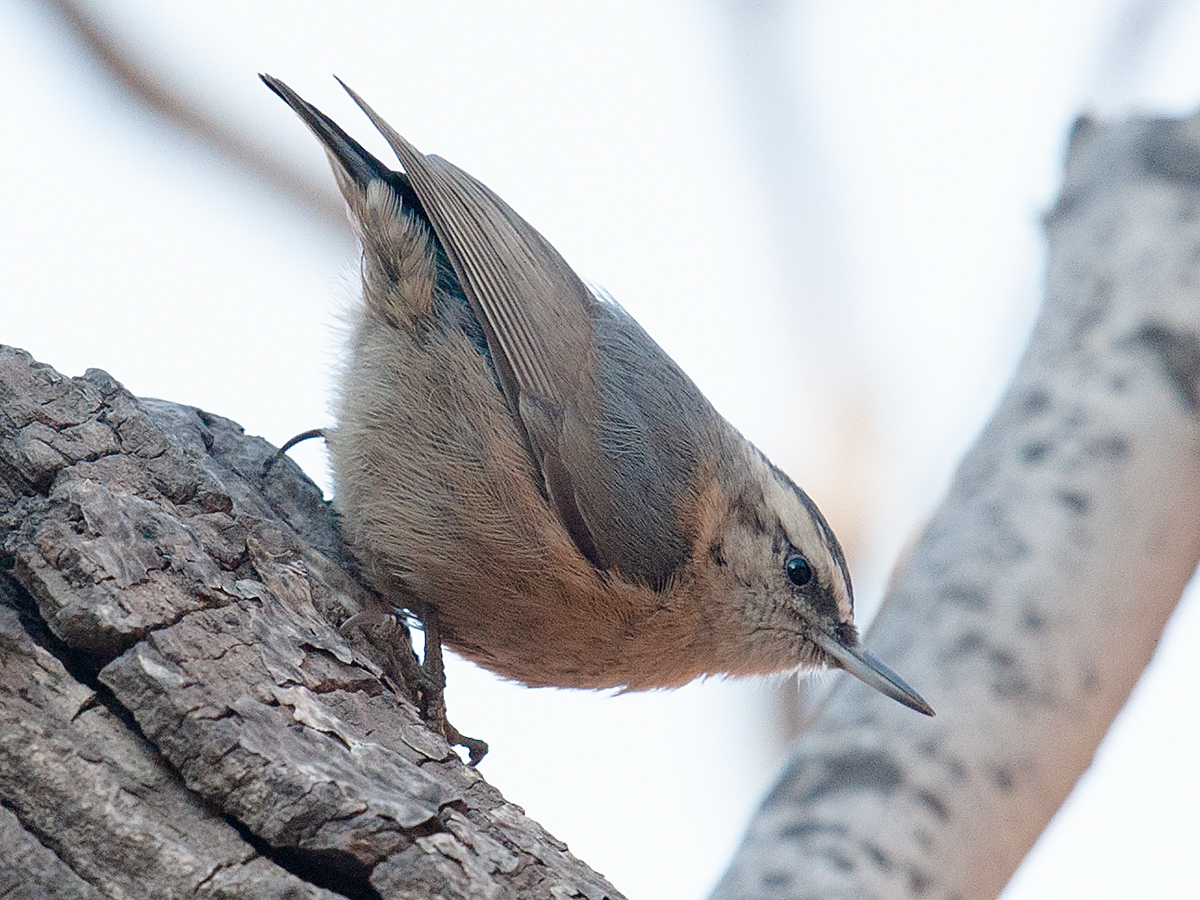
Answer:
[710,113,1200,898]
[0,351,621,899]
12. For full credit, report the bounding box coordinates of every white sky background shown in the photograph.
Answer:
[2,1,1199,897]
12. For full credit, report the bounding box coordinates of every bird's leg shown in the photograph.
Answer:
[417,604,489,765]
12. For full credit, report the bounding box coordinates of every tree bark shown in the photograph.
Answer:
[0,353,622,899]
[711,111,1200,899]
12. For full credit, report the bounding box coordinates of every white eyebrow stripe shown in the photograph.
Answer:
[761,467,853,620]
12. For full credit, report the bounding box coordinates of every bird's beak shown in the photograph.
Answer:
[812,632,935,716]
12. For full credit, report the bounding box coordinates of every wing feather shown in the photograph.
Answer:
[332,79,719,586]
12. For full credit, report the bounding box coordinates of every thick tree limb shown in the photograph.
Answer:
[711,112,1200,898]
[0,351,621,899]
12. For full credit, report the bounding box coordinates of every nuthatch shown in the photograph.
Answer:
[263,75,932,744]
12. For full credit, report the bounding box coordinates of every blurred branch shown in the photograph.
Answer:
[39,0,346,230]
[712,110,1200,898]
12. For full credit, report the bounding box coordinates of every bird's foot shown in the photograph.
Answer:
[342,603,488,765]
[416,606,489,765]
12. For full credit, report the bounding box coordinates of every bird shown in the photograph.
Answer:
[262,75,932,755]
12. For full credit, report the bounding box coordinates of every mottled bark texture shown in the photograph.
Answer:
[712,113,1200,899]
[0,351,621,899]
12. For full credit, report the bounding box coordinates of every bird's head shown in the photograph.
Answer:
[700,452,933,716]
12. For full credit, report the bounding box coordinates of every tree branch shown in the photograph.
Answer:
[711,110,1200,899]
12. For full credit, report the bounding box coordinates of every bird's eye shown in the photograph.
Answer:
[785,553,813,587]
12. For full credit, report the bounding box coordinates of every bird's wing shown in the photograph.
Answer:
[333,79,708,587]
